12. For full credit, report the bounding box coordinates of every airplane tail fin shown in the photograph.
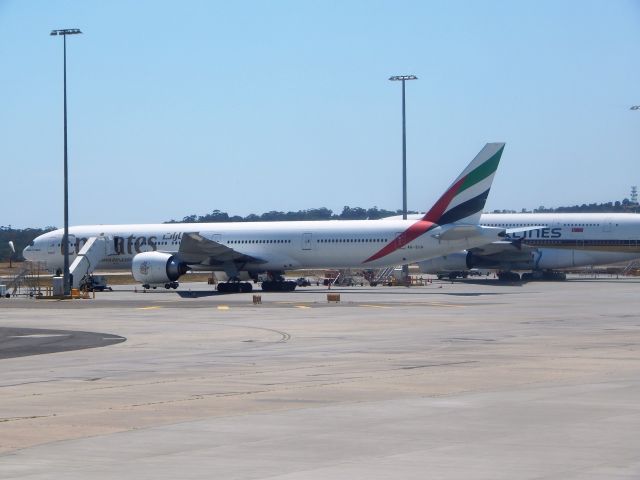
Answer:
[422,143,505,225]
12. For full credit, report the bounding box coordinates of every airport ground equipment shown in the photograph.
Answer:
[329,269,365,287]
[68,236,112,288]
[79,274,111,292]
[368,266,397,286]
[622,260,640,276]
[4,262,47,297]
[8,264,30,296]
[327,293,341,302]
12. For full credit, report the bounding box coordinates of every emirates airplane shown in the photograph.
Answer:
[23,143,509,292]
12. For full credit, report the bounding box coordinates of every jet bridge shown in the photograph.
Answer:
[69,236,112,288]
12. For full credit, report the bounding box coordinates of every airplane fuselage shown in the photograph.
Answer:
[483,213,640,268]
[24,219,503,273]
[417,212,640,274]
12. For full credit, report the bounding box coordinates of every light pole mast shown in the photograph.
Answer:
[389,75,417,221]
[389,75,418,284]
[50,28,82,296]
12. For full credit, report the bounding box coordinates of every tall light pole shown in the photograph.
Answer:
[389,75,418,220]
[389,74,417,284]
[50,28,82,296]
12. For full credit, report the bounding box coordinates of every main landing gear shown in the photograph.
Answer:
[261,280,297,292]
[215,272,298,293]
[260,271,297,292]
[497,271,521,282]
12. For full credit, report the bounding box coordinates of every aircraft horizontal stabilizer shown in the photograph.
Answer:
[504,226,546,236]
[433,225,505,241]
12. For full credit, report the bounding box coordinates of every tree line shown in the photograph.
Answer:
[166,206,412,224]
[490,198,638,214]
[0,226,55,263]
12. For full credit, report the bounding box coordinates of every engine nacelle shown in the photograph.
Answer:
[417,251,471,274]
[132,251,188,285]
[534,249,598,270]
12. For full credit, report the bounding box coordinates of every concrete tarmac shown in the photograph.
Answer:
[1,277,639,479]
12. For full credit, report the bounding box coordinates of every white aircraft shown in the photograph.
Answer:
[417,212,640,280]
[24,143,509,292]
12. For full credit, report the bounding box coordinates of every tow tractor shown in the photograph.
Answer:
[79,274,113,292]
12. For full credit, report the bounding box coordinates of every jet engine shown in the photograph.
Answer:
[533,249,597,270]
[132,251,188,287]
[417,251,471,274]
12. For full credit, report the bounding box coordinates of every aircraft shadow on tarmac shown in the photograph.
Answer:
[176,290,226,298]
[172,287,517,298]
[0,327,126,359]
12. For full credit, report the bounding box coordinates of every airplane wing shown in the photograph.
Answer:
[504,225,546,236]
[176,232,266,266]
[430,224,545,242]
[468,240,537,257]
[432,224,505,241]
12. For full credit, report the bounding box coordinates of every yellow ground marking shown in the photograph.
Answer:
[405,302,465,308]
[295,305,311,309]
[217,305,230,310]
[359,304,392,309]
[276,301,314,306]
[137,306,162,310]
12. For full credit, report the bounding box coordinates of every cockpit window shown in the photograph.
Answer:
[29,241,35,246]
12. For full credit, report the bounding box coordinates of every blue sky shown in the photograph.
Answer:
[1,0,639,227]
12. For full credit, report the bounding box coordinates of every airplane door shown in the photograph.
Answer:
[47,237,60,255]
[302,233,313,250]
[68,235,76,255]
[602,219,613,233]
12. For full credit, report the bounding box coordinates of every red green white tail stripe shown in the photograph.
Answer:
[364,143,505,263]
[422,142,504,225]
